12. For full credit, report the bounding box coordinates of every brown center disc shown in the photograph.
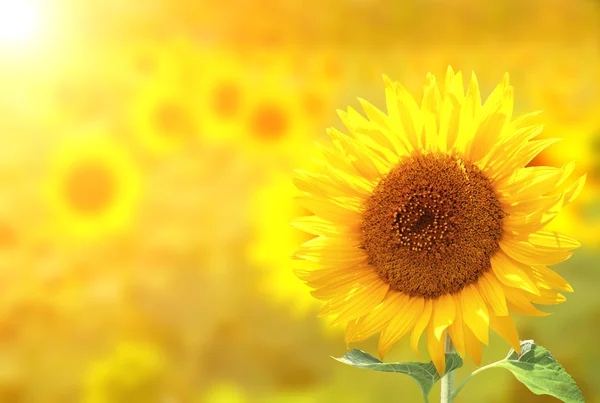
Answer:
[361,153,504,299]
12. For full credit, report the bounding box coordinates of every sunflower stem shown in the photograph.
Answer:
[440,333,455,403]
[451,361,503,399]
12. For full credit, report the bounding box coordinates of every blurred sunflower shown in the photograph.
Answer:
[238,69,315,167]
[44,134,141,240]
[297,58,344,132]
[129,74,202,155]
[196,49,249,142]
[83,342,166,403]
[292,67,585,374]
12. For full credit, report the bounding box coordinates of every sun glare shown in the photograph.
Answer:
[0,1,41,47]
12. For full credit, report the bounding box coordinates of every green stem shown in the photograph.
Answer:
[440,334,455,403]
[451,361,501,399]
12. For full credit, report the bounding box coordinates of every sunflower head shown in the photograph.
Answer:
[130,75,202,155]
[292,67,586,375]
[196,49,250,142]
[235,69,314,167]
[44,133,142,240]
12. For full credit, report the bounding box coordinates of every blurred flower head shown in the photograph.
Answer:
[43,132,142,240]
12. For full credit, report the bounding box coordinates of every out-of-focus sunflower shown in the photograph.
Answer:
[292,67,585,374]
[196,48,250,142]
[302,50,349,92]
[297,58,345,132]
[253,49,342,133]
[129,74,202,156]
[83,342,166,403]
[44,134,141,240]
[237,68,315,167]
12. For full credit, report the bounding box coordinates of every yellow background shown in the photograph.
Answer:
[0,0,599,402]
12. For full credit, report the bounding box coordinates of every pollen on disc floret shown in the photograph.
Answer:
[361,152,505,299]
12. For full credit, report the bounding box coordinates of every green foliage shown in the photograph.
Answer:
[491,340,584,403]
[334,349,463,403]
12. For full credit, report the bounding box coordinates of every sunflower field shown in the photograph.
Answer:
[0,0,599,402]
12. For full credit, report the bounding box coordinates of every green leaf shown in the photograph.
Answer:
[334,349,463,403]
[493,340,584,403]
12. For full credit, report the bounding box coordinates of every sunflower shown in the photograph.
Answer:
[129,73,202,155]
[237,69,315,168]
[292,67,586,375]
[196,48,249,142]
[44,134,141,240]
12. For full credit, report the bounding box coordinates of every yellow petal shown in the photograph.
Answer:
[496,166,564,200]
[489,311,521,354]
[432,293,456,340]
[440,66,465,153]
[317,274,383,313]
[460,284,490,345]
[357,97,392,131]
[325,281,390,325]
[463,322,483,366]
[500,238,572,266]
[483,123,544,179]
[438,90,461,153]
[383,75,423,151]
[300,263,370,287]
[503,286,550,317]
[345,317,361,345]
[426,321,447,375]
[293,170,369,198]
[421,73,442,152]
[528,265,573,293]
[410,298,432,358]
[503,192,563,217]
[354,100,410,159]
[291,216,345,237]
[325,128,393,179]
[490,251,541,296]
[502,193,564,235]
[311,270,381,299]
[470,80,513,162]
[477,271,508,316]
[339,114,402,164]
[527,230,580,250]
[378,297,424,358]
[347,292,407,343]
[294,196,361,226]
[312,159,376,195]
[528,288,566,306]
[563,173,586,205]
[447,295,467,357]
[497,138,563,181]
[295,243,366,266]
